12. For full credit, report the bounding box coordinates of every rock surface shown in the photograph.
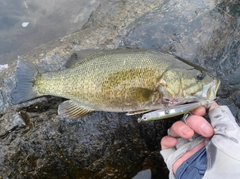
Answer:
[0,0,239,178]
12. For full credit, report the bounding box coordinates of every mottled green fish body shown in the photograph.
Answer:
[11,49,220,119]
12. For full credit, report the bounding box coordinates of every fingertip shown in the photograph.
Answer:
[209,101,219,111]
[170,121,194,139]
[161,136,178,149]
[186,115,214,137]
[200,122,214,137]
[191,106,206,116]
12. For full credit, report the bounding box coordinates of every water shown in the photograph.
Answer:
[0,0,100,65]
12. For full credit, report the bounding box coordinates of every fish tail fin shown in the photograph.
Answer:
[11,60,41,104]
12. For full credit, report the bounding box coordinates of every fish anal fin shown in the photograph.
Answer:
[58,100,94,119]
[126,109,152,116]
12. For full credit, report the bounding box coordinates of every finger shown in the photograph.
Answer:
[209,101,219,111]
[161,136,178,149]
[169,121,195,139]
[186,115,214,137]
[191,106,206,116]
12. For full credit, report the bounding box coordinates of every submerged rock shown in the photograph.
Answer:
[0,0,239,178]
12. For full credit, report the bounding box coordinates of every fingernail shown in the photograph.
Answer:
[200,123,213,136]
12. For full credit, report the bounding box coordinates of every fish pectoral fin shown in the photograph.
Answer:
[129,87,158,102]
[58,100,94,119]
[126,109,152,116]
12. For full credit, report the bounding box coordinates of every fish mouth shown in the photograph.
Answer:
[202,78,221,101]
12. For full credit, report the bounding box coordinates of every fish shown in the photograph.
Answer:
[10,49,220,119]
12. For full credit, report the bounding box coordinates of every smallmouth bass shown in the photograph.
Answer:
[11,49,220,119]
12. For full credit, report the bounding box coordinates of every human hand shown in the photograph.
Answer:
[161,103,216,173]
[160,102,240,179]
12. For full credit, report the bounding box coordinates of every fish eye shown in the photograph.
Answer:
[197,73,205,80]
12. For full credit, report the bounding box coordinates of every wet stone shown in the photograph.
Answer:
[235,92,240,108]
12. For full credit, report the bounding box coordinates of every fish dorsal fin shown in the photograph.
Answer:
[65,48,149,68]
[126,109,152,116]
[58,100,94,119]
[129,87,160,102]
[65,49,101,68]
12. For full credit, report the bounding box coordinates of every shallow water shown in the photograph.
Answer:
[0,0,100,65]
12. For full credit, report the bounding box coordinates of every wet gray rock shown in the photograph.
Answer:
[0,0,239,178]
